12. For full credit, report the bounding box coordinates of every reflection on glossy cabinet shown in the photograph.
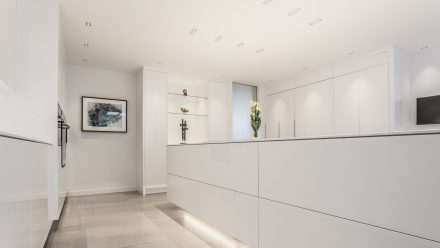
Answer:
[0,0,16,88]
[358,64,390,133]
[334,73,359,135]
[295,79,334,137]
[265,90,294,138]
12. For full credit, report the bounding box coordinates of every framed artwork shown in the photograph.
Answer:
[82,96,127,133]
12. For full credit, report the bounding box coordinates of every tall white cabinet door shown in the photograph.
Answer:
[334,73,359,135]
[265,94,278,139]
[265,90,294,138]
[278,90,294,138]
[295,79,334,137]
[358,64,390,133]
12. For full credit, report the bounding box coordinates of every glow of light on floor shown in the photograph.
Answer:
[183,212,250,248]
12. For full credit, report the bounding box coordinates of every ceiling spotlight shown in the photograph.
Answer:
[85,21,92,27]
[256,48,265,53]
[214,35,223,42]
[309,18,323,26]
[189,28,198,35]
[84,43,89,48]
[348,51,355,55]
[288,8,301,16]
[82,59,88,63]
[262,0,272,5]
[421,46,429,50]
[236,42,245,48]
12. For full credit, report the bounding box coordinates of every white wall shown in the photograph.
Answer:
[0,0,59,144]
[410,47,440,130]
[66,65,138,196]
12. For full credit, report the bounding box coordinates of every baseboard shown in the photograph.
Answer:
[68,186,137,196]
[144,184,167,195]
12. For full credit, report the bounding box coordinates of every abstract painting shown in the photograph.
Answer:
[82,97,127,132]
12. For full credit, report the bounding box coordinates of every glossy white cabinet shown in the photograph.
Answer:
[259,135,440,242]
[334,73,359,134]
[265,90,294,138]
[259,199,439,248]
[0,0,16,90]
[295,79,334,137]
[167,174,258,247]
[167,142,258,196]
[358,64,390,133]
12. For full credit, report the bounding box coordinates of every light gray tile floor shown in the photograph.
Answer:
[47,192,248,248]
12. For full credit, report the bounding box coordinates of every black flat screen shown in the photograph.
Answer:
[417,95,440,125]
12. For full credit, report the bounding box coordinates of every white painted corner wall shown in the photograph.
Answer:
[66,65,138,196]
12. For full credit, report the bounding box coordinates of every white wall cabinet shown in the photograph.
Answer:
[0,0,16,91]
[265,47,409,138]
[295,79,334,137]
[334,73,359,135]
[358,64,390,133]
[265,90,294,138]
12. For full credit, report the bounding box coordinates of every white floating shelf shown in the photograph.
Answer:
[168,93,208,103]
[168,112,208,117]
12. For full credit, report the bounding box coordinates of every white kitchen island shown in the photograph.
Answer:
[167,130,440,248]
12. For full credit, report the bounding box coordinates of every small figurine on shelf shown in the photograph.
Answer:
[180,119,188,143]
[180,107,189,114]
[183,89,188,96]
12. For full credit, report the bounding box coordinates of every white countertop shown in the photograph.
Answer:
[167,129,440,146]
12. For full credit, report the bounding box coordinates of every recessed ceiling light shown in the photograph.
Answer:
[189,28,198,35]
[421,46,429,50]
[309,18,323,26]
[288,8,301,16]
[236,42,245,48]
[348,51,355,55]
[82,59,88,63]
[85,22,92,27]
[84,43,89,48]
[214,35,223,42]
[256,49,265,53]
[262,0,272,5]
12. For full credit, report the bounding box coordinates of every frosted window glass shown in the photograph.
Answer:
[232,83,257,140]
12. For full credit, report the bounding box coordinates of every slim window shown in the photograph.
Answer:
[232,83,258,140]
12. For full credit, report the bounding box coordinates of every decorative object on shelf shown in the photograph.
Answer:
[180,119,188,143]
[250,101,261,138]
[183,89,188,96]
[180,107,189,114]
[82,96,127,133]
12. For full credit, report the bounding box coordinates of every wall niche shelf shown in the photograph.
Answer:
[168,93,208,103]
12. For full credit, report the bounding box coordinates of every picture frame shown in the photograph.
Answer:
[82,96,127,133]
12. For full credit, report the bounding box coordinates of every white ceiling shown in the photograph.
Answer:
[60,0,440,84]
